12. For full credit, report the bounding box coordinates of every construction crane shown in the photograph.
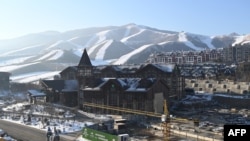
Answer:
[160,99,200,141]
[83,100,197,140]
[161,99,170,141]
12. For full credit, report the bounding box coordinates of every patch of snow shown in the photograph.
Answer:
[91,59,110,66]
[95,40,113,60]
[0,102,117,141]
[199,36,215,49]
[48,50,64,60]
[76,136,90,141]
[87,40,107,55]
[2,102,30,111]
[181,94,213,105]
[83,35,98,48]
[67,36,79,41]
[185,33,215,49]
[1,102,95,135]
[215,94,245,99]
[113,44,153,65]
[68,41,84,49]
[36,50,63,61]
[0,62,39,72]
[123,26,132,38]
[242,40,250,45]
[121,29,146,43]
[0,56,34,66]
[178,32,188,42]
[0,135,16,141]
[47,40,82,50]
[0,100,5,106]
[73,49,83,57]
[46,40,65,50]
[178,32,202,50]
[0,44,44,56]
[96,30,110,44]
[232,35,245,46]
[153,64,175,72]
[11,71,60,83]
[120,78,140,89]
[157,41,173,45]
[11,72,48,80]
[183,40,202,50]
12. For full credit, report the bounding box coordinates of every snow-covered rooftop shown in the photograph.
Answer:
[152,64,175,72]
[27,90,46,97]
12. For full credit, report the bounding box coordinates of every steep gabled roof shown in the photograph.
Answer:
[41,80,78,92]
[137,64,175,74]
[83,78,158,92]
[78,49,92,66]
[60,66,77,75]
[41,80,65,91]
[27,89,46,97]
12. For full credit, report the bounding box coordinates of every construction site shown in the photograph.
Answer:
[80,88,250,141]
[76,49,227,141]
[80,95,227,141]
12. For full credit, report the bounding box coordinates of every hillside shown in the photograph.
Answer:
[0,23,249,83]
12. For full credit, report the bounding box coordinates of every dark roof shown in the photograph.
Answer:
[94,65,142,74]
[78,49,92,66]
[41,80,78,92]
[27,89,46,97]
[83,78,157,92]
[151,64,175,73]
[60,66,77,74]
[92,64,177,76]
[41,80,65,91]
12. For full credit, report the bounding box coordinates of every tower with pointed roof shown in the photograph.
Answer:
[77,49,93,109]
[78,49,92,67]
[78,48,93,83]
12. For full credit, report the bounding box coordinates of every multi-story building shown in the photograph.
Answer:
[0,72,11,91]
[223,44,250,63]
[146,49,223,64]
[77,49,184,115]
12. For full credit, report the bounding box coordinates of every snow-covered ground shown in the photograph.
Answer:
[113,44,153,65]
[0,62,39,72]
[2,116,93,134]
[10,71,60,83]
[0,101,114,141]
[180,93,213,104]
[1,102,91,140]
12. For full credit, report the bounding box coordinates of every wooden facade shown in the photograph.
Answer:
[59,66,77,80]
[27,89,46,104]
[78,49,184,115]
[40,80,78,107]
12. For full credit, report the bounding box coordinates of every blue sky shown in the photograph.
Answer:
[0,0,249,39]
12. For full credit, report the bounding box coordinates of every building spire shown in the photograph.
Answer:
[78,49,92,66]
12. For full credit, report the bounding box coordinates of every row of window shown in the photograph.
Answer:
[78,69,92,76]
[153,56,205,64]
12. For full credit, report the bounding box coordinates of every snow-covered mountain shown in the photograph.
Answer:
[0,23,249,83]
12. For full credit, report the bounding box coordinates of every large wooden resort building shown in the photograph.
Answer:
[77,49,185,115]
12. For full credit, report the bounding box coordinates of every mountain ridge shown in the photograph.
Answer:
[0,23,249,82]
